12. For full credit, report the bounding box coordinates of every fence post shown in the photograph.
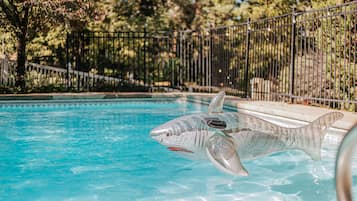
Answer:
[143,27,147,85]
[0,59,3,86]
[289,8,297,102]
[244,18,251,98]
[208,27,213,93]
[179,31,183,88]
[76,32,81,92]
[171,31,176,88]
[66,32,70,91]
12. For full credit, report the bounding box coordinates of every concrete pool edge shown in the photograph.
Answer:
[0,92,355,133]
[0,92,180,100]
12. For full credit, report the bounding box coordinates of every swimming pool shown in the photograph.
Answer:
[0,99,355,201]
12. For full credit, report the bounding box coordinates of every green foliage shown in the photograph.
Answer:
[238,0,346,20]
[88,0,241,32]
[0,86,16,94]
[1,0,351,60]
[2,0,348,62]
[0,28,16,58]
[26,26,67,67]
[26,84,68,93]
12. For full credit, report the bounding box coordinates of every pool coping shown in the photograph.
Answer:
[0,92,355,134]
[0,92,179,100]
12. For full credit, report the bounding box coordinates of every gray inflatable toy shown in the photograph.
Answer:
[150,92,343,176]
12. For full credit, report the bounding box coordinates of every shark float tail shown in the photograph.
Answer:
[289,112,344,160]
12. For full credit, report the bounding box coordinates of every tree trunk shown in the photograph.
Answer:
[15,5,29,93]
[16,34,26,92]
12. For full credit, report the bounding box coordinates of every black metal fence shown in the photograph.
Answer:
[177,15,294,97]
[176,2,357,111]
[66,31,177,91]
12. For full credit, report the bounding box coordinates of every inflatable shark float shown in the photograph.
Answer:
[150,92,343,176]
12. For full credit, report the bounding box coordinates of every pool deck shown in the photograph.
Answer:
[0,92,355,133]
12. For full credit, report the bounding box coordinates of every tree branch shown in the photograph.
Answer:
[0,0,21,28]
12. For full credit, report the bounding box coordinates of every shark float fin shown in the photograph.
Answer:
[208,91,225,114]
[291,112,344,160]
[205,131,249,176]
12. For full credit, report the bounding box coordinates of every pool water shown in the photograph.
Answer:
[0,99,355,201]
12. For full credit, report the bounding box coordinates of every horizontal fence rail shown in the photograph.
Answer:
[0,1,356,111]
[0,59,126,92]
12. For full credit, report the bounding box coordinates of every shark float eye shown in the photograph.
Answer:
[205,117,227,129]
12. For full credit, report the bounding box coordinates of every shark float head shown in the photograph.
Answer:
[150,91,249,176]
[150,91,225,147]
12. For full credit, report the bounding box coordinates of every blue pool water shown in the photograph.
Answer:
[0,99,355,201]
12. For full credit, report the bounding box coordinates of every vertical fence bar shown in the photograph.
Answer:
[76,32,80,92]
[170,32,174,88]
[0,59,2,86]
[244,19,251,98]
[66,32,70,90]
[208,29,211,90]
[289,8,297,102]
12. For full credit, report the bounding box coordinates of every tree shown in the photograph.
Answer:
[0,0,93,91]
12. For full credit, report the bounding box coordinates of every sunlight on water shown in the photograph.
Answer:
[0,99,354,201]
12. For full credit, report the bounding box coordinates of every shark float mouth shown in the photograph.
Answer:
[167,146,194,153]
[150,91,344,176]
